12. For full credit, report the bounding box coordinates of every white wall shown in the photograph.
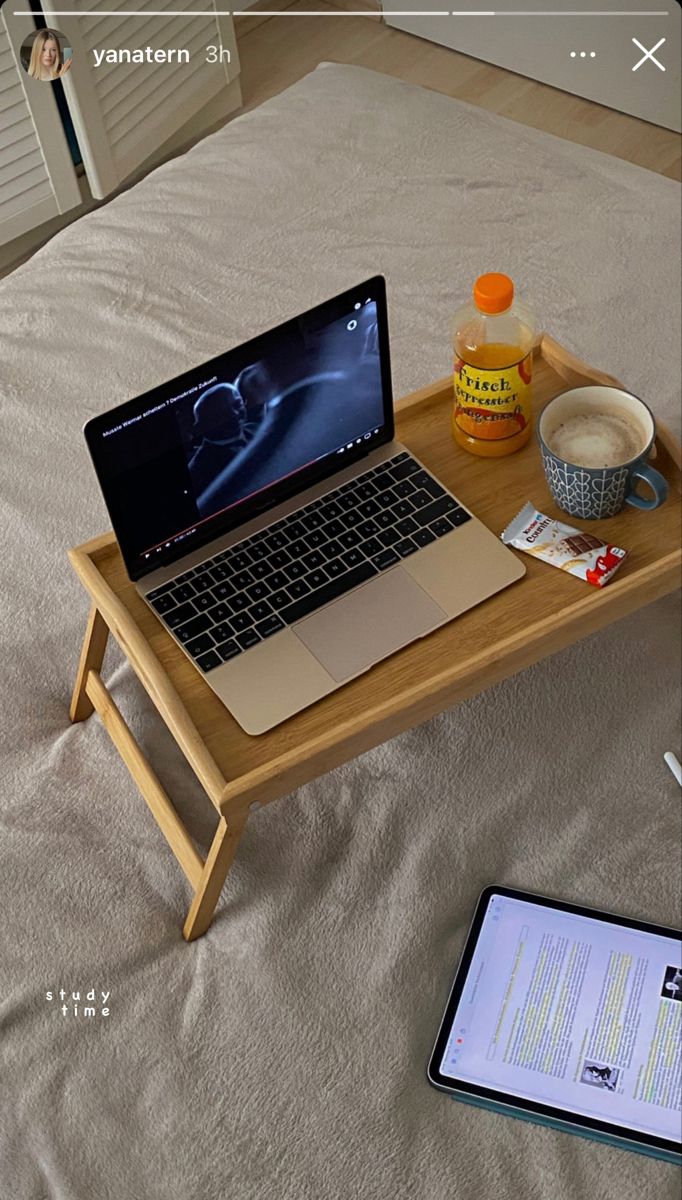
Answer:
[383,0,681,133]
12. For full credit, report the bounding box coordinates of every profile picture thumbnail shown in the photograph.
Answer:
[20,28,73,82]
[661,966,682,1001]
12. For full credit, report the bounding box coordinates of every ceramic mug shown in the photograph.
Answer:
[538,386,668,520]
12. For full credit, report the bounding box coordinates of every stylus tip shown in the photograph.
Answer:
[663,751,682,787]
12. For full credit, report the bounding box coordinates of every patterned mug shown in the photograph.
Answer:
[538,386,668,520]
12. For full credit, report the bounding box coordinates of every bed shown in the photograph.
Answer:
[0,63,679,1200]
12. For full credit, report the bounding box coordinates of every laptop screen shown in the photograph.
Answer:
[85,277,393,580]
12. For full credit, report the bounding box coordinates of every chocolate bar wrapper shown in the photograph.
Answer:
[501,502,628,588]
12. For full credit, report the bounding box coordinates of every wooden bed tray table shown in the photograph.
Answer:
[68,335,682,941]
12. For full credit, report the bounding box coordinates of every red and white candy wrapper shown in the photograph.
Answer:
[501,502,628,588]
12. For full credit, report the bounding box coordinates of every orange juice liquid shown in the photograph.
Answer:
[452,342,533,458]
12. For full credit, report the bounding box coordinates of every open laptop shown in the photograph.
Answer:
[84,277,525,735]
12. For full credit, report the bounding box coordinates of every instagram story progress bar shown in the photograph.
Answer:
[10,7,674,14]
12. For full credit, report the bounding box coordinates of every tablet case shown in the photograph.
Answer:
[448,1090,682,1165]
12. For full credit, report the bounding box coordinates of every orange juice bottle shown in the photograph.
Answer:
[452,273,535,458]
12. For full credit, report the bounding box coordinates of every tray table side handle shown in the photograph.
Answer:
[537,334,623,388]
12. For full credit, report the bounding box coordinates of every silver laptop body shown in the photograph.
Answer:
[85,277,524,735]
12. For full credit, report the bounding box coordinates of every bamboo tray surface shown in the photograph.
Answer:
[71,336,681,812]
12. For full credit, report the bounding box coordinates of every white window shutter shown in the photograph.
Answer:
[0,2,81,247]
[41,0,240,200]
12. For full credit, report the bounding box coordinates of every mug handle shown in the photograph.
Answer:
[626,463,668,511]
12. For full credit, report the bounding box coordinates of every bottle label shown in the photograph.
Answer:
[453,354,532,441]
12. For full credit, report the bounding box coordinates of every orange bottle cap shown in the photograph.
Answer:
[473,273,514,315]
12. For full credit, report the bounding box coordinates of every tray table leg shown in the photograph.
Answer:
[183,809,248,942]
[83,666,245,940]
[70,603,110,723]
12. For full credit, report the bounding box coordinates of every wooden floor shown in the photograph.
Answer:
[236,0,681,181]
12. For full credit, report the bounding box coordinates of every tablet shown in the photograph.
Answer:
[428,887,682,1163]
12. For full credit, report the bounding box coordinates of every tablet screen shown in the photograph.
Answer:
[431,889,682,1152]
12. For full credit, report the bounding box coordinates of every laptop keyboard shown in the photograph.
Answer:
[146,452,471,675]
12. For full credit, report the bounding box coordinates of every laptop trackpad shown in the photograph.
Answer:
[293,568,446,683]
